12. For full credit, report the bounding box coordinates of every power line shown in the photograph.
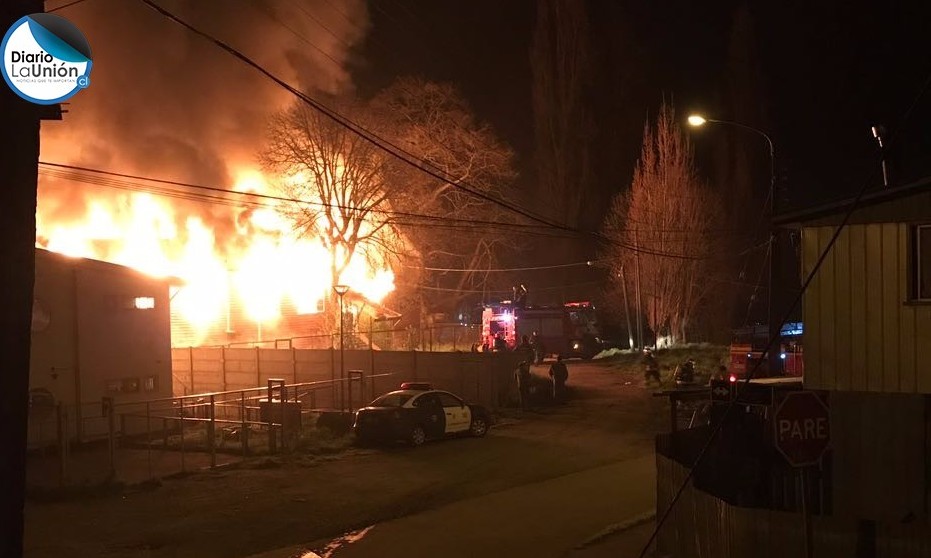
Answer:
[135,0,709,263]
[130,0,782,267]
[286,0,355,50]
[37,161,550,231]
[47,0,90,12]
[44,158,764,263]
[400,280,605,294]
[137,0,568,234]
[639,63,931,558]
[238,0,344,71]
[409,259,603,273]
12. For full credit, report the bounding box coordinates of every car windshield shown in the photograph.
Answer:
[369,392,413,407]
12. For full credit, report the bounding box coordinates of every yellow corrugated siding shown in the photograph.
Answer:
[917,304,931,393]
[819,228,837,388]
[864,224,884,392]
[833,229,852,391]
[849,225,868,391]
[802,228,821,388]
[803,223,931,393]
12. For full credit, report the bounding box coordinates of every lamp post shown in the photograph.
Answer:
[688,114,781,374]
[333,284,350,411]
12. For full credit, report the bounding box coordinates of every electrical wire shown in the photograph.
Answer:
[37,161,566,235]
[286,0,356,50]
[407,259,604,273]
[238,0,345,71]
[638,64,931,558]
[136,0,721,263]
[47,0,90,12]
[137,0,566,233]
[399,280,605,294]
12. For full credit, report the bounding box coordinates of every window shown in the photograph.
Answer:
[134,296,155,310]
[110,296,157,310]
[437,393,463,407]
[144,375,158,392]
[412,394,440,409]
[913,225,931,301]
[106,377,139,393]
[371,392,413,407]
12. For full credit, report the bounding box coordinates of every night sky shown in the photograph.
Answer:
[356,1,931,213]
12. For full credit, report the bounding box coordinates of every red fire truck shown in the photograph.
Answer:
[480,300,602,359]
[728,322,804,379]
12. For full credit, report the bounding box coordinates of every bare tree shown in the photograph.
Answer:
[531,0,594,228]
[369,78,519,312]
[261,98,408,322]
[603,102,723,345]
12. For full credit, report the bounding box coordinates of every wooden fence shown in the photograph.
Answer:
[655,454,931,557]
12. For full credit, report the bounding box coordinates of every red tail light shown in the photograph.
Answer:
[729,375,737,383]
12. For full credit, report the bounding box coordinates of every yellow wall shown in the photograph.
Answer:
[802,224,931,393]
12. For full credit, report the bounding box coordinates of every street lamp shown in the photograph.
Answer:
[333,284,350,411]
[687,114,775,201]
[688,114,781,374]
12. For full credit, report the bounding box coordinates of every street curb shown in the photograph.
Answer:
[573,511,656,549]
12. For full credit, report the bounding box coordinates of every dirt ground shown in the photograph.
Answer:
[23,347,722,558]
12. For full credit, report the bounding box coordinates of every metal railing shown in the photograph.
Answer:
[29,373,395,488]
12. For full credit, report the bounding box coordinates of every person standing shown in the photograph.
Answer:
[515,334,534,364]
[515,360,532,410]
[549,355,569,403]
[643,349,661,386]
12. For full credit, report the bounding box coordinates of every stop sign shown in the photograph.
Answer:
[773,391,830,466]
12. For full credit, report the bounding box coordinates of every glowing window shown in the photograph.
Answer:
[134,297,156,310]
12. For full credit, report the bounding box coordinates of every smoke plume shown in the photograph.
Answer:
[38,0,369,228]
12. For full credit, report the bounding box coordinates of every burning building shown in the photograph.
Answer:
[34,0,399,348]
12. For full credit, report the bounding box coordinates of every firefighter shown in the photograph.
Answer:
[515,334,534,362]
[643,348,661,386]
[531,331,545,364]
[493,333,507,352]
[674,358,697,386]
[515,360,532,410]
[549,355,569,403]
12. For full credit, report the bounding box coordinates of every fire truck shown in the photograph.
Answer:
[728,321,804,379]
[480,300,603,359]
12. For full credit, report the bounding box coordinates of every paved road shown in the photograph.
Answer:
[25,358,670,558]
[253,454,655,558]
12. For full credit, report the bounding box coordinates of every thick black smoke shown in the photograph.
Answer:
[38,0,369,236]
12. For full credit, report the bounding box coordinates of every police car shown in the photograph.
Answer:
[352,382,492,447]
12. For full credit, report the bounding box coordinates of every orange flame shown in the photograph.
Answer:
[36,168,396,345]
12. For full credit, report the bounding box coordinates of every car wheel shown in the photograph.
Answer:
[409,425,426,447]
[469,416,488,437]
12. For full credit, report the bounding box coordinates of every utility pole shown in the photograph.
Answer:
[634,233,644,350]
[620,266,634,351]
[2,3,56,557]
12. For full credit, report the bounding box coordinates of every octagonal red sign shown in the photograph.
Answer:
[773,391,830,467]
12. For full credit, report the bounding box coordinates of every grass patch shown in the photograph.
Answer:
[294,428,354,455]
[600,344,728,384]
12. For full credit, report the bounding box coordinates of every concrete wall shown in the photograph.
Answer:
[29,250,172,445]
[171,347,522,410]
